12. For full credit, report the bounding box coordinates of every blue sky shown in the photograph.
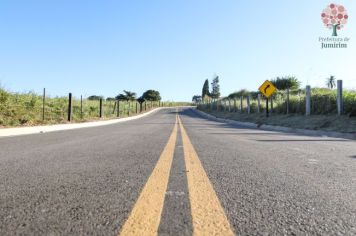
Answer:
[0,0,355,101]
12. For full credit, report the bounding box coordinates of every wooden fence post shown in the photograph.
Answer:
[128,102,130,116]
[117,101,120,117]
[68,93,72,122]
[80,95,83,119]
[42,88,45,121]
[240,96,243,113]
[270,96,274,114]
[257,94,261,113]
[99,98,103,118]
[112,101,116,114]
[247,96,251,114]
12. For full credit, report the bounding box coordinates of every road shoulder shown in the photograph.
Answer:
[194,108,356,140]
[0,108,164,138]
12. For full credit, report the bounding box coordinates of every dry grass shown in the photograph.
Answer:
[0,88,190,127]
[203,109,356,133]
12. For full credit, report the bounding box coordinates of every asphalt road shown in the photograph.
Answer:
[0,108,355,235]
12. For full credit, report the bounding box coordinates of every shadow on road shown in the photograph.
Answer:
[178,108,254,131]
[256,139,351,142]
[207,132,294,136]
[179,108,356,142]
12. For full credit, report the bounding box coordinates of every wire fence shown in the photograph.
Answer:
[0,89,173,126]
[197,86,356,116]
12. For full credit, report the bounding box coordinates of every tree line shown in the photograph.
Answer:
[192,75,221,103]
[193,75,338,103]
[88,89,161,104]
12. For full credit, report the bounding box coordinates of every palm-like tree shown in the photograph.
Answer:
[270,76,300,90]
[326,76,336,89]
[115,90,137,101]
[123,90,136,101]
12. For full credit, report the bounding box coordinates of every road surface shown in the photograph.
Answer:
[0,108,355,235]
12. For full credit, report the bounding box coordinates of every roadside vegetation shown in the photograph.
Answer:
[194,75,356,132]
[0,88,189,127]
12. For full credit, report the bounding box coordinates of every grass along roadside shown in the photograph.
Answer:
[0,88,190,127]
[198,108,356,133]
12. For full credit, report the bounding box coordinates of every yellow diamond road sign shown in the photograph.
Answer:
[259,80,277,98]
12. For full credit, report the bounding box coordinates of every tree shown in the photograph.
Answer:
[326,75,336,89]
[192,95,202,104]
[270,76,300,90]
[115,94,127,101]
[115,90,137,101]
[141,90,161,101]
[228,89,250,99]
[210,75,220,99]
[270,76,300,114]
[202,79,210,98]
[136,97,145,112]
[124,90,137,101]
[137,97,145,104]
[321,4,348,37]
[88,95,103,100]
[106,97,116,101]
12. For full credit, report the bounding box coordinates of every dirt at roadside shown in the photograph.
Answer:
[202,109,356,133]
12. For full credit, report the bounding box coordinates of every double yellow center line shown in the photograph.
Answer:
[119,114,235,236]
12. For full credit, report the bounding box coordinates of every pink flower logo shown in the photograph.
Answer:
[321,3,348,36]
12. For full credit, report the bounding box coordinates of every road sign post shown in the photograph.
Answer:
[259,80,277,118]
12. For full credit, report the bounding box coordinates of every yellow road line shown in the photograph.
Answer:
[119,115,178,236]
[178,115,235,236]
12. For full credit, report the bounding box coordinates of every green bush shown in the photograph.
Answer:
[201,88,356,116]
[0,87,188,127]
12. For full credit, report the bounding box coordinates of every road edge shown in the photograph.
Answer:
[193,108,356,140]
[0,107,165,138]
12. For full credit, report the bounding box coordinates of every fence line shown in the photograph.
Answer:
[0,89,185,126]
[198,80,356,116]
